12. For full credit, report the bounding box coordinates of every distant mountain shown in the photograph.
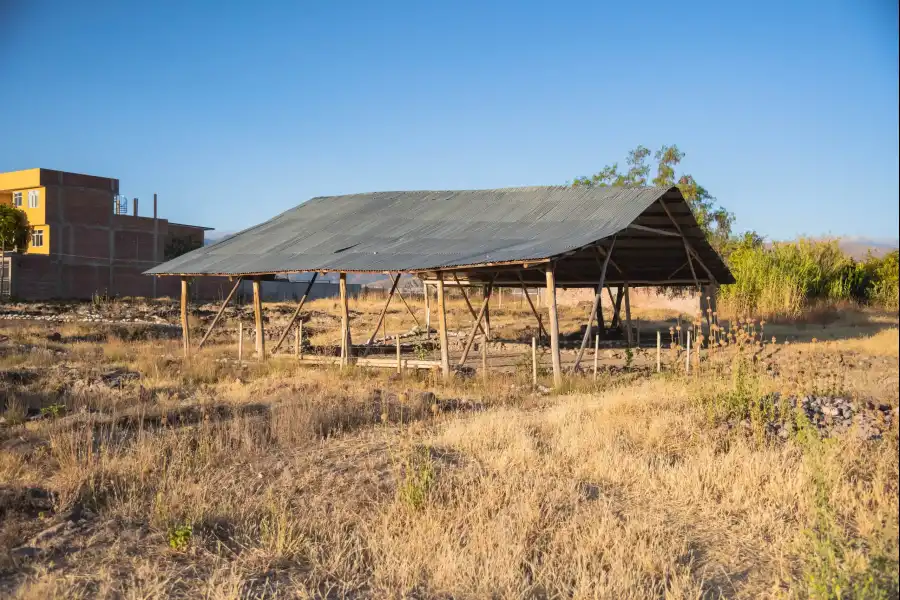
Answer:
[836,237,899,260]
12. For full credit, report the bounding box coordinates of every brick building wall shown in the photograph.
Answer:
[3,168,216,300]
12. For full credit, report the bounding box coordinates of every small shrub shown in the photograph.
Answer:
[40,403,66,419]
[397,446,435,510]
[168,522,193,551]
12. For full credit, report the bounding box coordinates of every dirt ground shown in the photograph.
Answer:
[1,296,898,599]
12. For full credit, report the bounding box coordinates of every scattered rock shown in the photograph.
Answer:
[46,331,62,342]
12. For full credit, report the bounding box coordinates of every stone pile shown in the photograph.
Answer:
[762,393,896,441]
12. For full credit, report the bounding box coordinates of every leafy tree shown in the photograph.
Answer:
[164,236,202,260]
[0,204,30,301]
[0,204,30,253]
[572,144,735,248]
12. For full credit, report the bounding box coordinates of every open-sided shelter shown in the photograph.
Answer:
[146,185,734,386]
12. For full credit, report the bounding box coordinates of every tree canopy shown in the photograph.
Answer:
[0,205,30,253]
[572,144,735,248]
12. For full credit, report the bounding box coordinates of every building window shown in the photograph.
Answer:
[31,229,44,248]
[28,190,39,208]
[13,192,22,207]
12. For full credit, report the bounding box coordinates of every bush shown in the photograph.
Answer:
[718,238,897,318]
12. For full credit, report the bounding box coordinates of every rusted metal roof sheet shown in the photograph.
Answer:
[145,185,732,283]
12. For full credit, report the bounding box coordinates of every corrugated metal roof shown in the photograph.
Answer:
[145,185,731,281]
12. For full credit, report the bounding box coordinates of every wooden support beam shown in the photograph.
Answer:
[454,273,487,337]
[658,197,717,285]
[395,287,422,330]
[516,272,549,341]
[436,274,451,381]
[339,272,350,367]
[423,279,431,338]
[611,285,624,328]
[595,244,624,276]
[573,236,616,371]
[624,281,633,347]
[252,278,265,361]
[365,273,401,345]
[482,285,491,341]
[180,277,191,358]
[197,277,242,350]
[627,223,681,237]
[270,273,319,355]
[545,266,562,387]
[457,280,494,367]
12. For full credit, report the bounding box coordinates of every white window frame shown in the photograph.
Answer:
[28,190,39,208]
[13,192,22,207]
[31,229,44,247]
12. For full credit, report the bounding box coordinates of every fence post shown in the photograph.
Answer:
[531,336,538,388]
[237,322,243,362]
[396,335,401,375]
[686,331,691,374]
[656,330,661,373]
[593,334,599,381]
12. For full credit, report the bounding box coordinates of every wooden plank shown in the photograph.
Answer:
[270,273,319,354]
[339,272,350,367]
[252,278,265,361]
[365,273,400,345]
[453,273,488,336]
[197,277,242,350]
[436,275,451,381]
[180,277,191,358]
[572,236,616,371]
[545,266,562,387]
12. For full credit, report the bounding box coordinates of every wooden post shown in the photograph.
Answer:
[339,272,350,367]
[237,322,243,362]
[593,334,599,381]
[531,336,538,388]
[686,331,692,374]
[636,319,641,347]
[298,321,303,359]
[624,282,633,347]
[656,330,661,373]
[294,324,300,358]
[482,285,491,341]
[180,277,191,358]
[424,281,431,339]
[436,275,451,381]
[252,278,265,361]
[197,276,243,350]
[396,335,401,375]
[481,336,488,384]
[545,266,562,388]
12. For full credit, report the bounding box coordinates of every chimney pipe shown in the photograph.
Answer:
[133,197,139,217]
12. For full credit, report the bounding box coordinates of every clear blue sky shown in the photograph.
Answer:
[2,0,897,241]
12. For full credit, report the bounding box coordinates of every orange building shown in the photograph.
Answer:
[0,168,222,299]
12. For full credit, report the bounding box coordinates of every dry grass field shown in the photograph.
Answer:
[1,294,898,599]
